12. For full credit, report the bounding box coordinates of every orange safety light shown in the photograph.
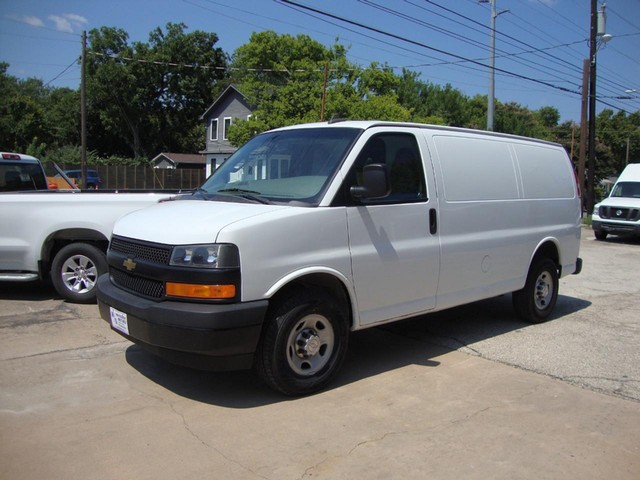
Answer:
[165,282,236,299]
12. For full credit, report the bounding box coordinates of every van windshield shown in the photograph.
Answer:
[611,182,640,199]
[199,127,361,205]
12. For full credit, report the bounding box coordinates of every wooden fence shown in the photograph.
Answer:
[55,165,206,190]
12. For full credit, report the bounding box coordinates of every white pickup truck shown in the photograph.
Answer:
[0,152,177,303]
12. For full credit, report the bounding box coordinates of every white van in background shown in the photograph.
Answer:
[592,163,640,240]
[97,121,583,395]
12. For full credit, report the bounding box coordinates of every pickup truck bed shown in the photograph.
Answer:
[0,190,178,302]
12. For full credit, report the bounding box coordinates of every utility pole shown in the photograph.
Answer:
[586,1,611,214]
[487,0,496,131]
[484,0,508,131]
[578,58,589,214]
[80,30,87,189]
[320,63,329,122]
[586,0,598,215]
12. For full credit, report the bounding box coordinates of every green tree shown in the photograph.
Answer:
[537,106,560,129]
[87,23,227,158]
[228,31,417,142]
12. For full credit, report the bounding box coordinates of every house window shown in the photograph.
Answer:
[209,118,218,141]
[223,117,232,140]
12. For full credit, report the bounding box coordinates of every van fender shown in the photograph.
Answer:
[527,236,561,272]
[264,266,360,329]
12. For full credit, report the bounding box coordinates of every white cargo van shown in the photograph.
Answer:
[97,121,582,395]
[592,163,640,240]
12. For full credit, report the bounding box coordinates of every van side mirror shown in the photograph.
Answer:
[350,163,391,200]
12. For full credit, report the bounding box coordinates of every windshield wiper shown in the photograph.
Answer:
[216,188,271,204]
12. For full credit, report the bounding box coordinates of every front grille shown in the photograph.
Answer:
[111,269,164,298]
[598,206,640,221]
[110,236,172,265]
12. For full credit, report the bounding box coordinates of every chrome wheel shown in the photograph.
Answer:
[286,314,335,376]
[60,253,99,294]
[51,243,107,303]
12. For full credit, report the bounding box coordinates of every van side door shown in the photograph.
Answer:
[337,130,440,327]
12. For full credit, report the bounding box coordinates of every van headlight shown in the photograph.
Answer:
[593,204,600,216]
[169,244,239,268]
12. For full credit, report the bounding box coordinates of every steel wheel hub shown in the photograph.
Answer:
[295,328,322,358]
[286,314,335,376]
[534,271,553,310]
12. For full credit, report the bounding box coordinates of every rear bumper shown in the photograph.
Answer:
[96,274,268,370]
[573,257,583,275]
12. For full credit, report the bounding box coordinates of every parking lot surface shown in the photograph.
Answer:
[1,232,639,479]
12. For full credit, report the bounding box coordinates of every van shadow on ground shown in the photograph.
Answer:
[125,293,590,408]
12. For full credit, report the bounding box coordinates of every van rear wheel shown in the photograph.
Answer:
[256,289,349,396]
[512,258,559,323]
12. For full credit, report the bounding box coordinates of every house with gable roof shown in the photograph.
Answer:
[200,84,253,177]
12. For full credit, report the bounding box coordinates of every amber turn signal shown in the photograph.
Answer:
[165,282,236,299]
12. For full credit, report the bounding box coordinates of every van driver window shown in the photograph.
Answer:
[350,133,427,204]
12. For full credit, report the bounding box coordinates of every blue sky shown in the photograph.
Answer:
[1,0,639,123]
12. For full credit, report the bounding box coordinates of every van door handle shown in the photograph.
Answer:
[429,208,437,235]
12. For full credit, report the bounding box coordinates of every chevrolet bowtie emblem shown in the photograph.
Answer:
[123,258,137,271]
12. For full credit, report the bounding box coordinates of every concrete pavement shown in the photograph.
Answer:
[1,233,638,480]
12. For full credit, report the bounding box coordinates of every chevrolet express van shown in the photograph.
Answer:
[592,163,640,240]
[97,121,582,395]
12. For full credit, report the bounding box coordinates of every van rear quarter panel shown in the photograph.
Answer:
[426,131,581,310]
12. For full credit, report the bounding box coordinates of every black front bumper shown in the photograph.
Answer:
[97,274,268,371]
[592,220,640,237]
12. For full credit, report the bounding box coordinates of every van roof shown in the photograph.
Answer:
[617,163,640,182]
[271,121,562,147]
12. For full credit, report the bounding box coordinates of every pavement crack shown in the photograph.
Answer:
[1,340,129,361]
[132,386,269,480]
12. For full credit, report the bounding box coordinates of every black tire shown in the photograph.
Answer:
[50,243,107,304]
[594,230,608,241]
[256,289,349,396]
[512,258,559,324]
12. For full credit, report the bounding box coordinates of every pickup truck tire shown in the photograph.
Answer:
[594,230,608,241]
[512,258,558,324]
[51,243,107,304]
[256,289,349,396]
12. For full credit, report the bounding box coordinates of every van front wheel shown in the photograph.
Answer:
[512,258,559,323]
[256,289,349,396]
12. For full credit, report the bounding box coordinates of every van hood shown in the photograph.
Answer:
[112,199,285,244]
[597,197,640,209]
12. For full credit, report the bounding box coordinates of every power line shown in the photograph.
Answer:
[43,59,79,87]
[276,0,581,96]
[361,0,580,87]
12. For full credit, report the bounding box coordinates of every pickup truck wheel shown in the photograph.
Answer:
[512,258,558,324]
[256,290,349,396]
[51,243,107,304]
[594,230,608,240]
